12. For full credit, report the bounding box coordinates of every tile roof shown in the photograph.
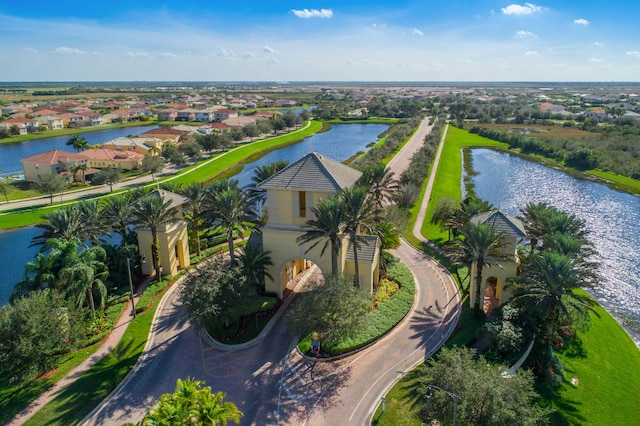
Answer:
[143,127,186,136]
[470,210,526,238]
[258,152,362,192]
[82,148,144,161]
[22,149,88,164]
[345,235,379,263]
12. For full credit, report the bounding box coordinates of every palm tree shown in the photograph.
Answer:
[66,134,89,152]
[76,199,106,246]
[449,196,494,234]
[31,206,83,249]
[357,164,399,211]
[102,193,134,246]
[60,245,109,318]
[509,251,599,351]
[180,182,206,257]
[204,183,255,264]
[448,221,504,315]
[297,196,345,275]
[132,195,179,280]
[430,197,459,241]
[340,186,378,288]
[518,202,554,256]
[239,244,273,293]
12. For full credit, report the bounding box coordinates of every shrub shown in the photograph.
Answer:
[375,278,399,304]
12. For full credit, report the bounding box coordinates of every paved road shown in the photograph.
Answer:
[80,116,461,425]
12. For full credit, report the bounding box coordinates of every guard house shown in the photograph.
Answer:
[135,189,191,276]
[257,152,380,298]
[468,210,527,312]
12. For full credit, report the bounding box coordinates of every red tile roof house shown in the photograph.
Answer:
[81,148,145,170]
[21,150,89,183]
[142,127,187,144]
[585,108,608,121]
[0,117,39,135]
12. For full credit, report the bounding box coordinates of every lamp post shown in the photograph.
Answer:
[126,257,136,318]
[426,384,459,426]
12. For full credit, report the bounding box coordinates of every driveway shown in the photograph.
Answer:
[81,116,461,425]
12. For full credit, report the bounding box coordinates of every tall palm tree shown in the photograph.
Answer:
[76,199,106,246]
[340,186,378,288]
[60,245,109,318]
[518,201,554,256]
[448,221,504,315]
[509,251,599,351]
[31,206,83,250]
[132,195,179,280]
[357,164,399,211]
[430,197,459,241]
[180,182,206,257]
[297,196,345,274]
[102,193,134,246]
[239,244,273,293]
[449,196,494,234]
[66,134,89,152]
[204,184,254,264]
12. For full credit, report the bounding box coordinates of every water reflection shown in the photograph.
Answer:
[469,148,640,343]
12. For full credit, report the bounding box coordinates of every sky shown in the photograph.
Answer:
[1,1,639,82]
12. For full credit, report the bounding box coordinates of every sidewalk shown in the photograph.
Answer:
[6,277,155,426]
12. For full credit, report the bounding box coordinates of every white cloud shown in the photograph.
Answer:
[241,52,255,59]
[588,57,604,63]
[266,57,280,64]
[501,3,543,15]
[53,47,88,55]
[291,8,333,19]
[160,52,178,59]
[125,51,150,58]
[263,46,277,54]
[626,51,640,58]
[525,50,538,56]
[23,48,38,54]
[412,28,424,36]
[574,18,589,26]
[217,49,236,58]
[516,30,537,38]
[594,42,604,47]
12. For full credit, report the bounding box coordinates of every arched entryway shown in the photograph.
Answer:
[483,276,500,315]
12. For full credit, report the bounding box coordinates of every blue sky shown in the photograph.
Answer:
[1,1,639,81]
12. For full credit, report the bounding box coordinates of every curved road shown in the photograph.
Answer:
[81,117,461,425]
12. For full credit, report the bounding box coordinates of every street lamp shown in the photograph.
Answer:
[126,255,146,319]
[426,384,459,426]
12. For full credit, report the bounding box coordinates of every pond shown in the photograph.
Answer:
[0,123,389,306]
[467,148,640,345]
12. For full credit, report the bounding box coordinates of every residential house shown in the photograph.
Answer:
[176,108,199,122]
[82,148,144,170]
[194,109,216,122]
[0,117,39,135]
[102,137,163,155]
[37,115,64,130]
[585,108,608,121]
[222,116,258,128]
[135,190,190,276]
[157,109,179,121]
[274,99,297,108]
[213,109,238,122]
[142,127,186,144]
[256,152,380,298]
[261,98,275,108]
[21,149,89,183]
[468,210,526,313]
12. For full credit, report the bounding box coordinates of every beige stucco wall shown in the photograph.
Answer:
[136,221,190,276]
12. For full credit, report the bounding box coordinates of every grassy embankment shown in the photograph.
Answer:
[374,125,640,425]
[0,121,323,230]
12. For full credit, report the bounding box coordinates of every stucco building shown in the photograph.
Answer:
[257,152,380,298]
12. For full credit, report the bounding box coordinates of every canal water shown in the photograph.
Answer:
[0,123,388,305]
[468,148,640,345]
[0,125,159,176]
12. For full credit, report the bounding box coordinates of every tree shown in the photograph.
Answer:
[180,182,207,257]
[509,251,599,353]
[132,195,179,280]
[0,178,12,203]
[141,155,164,181]
[179,140,203,158]
[93,167,121,192]
[448,221,504,315]
[420,347,549,426]
[297,196,345,274]
[180,256,249,329]
[339,186,379,288]
[136,377,242,426]
[34,173,68,204]
[102,193,134,245]
[245,160,289,212]
[204,182,255,264]
[238,244,273,293]
[357,164,399,211]
[66,134,89,152]
[31,206,83,249]
[0,289,87,384]
[285,274,371,343]
[430,197,458,241]
[60,245,109,318]
[76,199,106,246]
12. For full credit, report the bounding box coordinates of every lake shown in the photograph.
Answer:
[0,123,388,305]
[468,148,640,345]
